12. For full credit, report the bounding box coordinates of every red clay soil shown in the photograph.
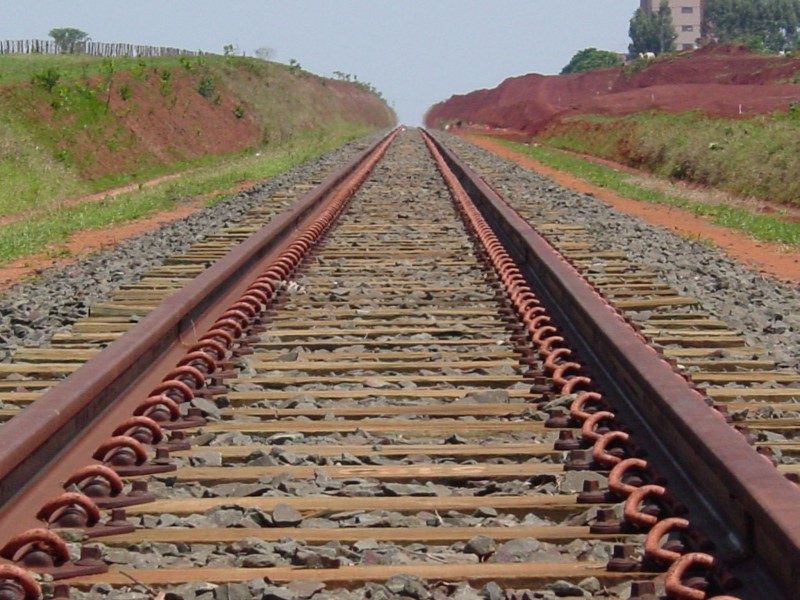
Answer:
[466,135,800,285]
[425,44,800,134]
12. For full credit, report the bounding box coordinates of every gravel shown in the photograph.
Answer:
[433,131,800,372]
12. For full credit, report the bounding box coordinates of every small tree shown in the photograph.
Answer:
[629,1,677,56]
[254,47,274,61]
[561,48,624,74]
[48,27,89,53]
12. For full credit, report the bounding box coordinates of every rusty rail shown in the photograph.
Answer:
[0,129,399,545]
[422,129,800,598]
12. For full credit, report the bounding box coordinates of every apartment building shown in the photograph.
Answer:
[640,0,703,50]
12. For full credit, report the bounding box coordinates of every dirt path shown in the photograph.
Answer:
[466,136,800,286]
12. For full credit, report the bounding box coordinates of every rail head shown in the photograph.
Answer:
[423,129,800,597]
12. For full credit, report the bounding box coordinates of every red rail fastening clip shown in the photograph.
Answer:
[63,465,155,509]
[93,435,175,477]
[664,552,742,600]
[0,528,106,579]
[0,564,42,600]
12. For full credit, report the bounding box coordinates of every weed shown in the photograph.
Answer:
[197,76,215,98]
[119,83,132,101]
[131,59,148,79]
[179,56,193,71]
[31,67,61,92]
[233,105,245,119]
[159,68,172,96]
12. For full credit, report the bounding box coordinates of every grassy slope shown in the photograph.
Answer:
[0,53,394,217]
[535,110,800,208]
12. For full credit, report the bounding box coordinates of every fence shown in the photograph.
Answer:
[0,39,206,58]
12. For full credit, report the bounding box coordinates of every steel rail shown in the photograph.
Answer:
[422,129,800,598]
[0,129,399,545]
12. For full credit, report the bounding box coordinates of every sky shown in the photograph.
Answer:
[2,1,641,125]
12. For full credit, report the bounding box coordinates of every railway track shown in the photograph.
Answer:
[0,128,798,599]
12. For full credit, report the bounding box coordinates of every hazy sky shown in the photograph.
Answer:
[2,1,640,124]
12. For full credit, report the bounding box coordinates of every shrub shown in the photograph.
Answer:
[32,67,61,92]
[119,84,132,101]
[197,76,215,98]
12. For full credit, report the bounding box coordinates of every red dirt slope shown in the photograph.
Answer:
[425,45,800,134]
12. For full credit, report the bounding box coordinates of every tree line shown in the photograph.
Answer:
[629,0,800,57]
[703,0,800,52]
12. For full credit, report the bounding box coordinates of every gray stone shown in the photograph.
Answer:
[482,581,504,600]
[271,503,304,527]
[382,483,437,496]
[237,553,280,568]
[212,482,270,497]
[451,584,483,600]
[190,450,223,467]
[546,580,589,598]
[493,537,542,564]
[385,574,429,599]
[287,580,326,598]
[464,390,510,404]
[463,534,496,559]
[190,397,222,420]
[577,577,602,594]
[262,586,298,600]
[214,583,251,600]
[266,432,305,445]
[208,507,245,527]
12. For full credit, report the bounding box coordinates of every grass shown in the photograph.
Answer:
[0,118,87,215]
[0,54,187,86]
[535,111,800,208]
[0,123,373,264]
[493,138,800,248]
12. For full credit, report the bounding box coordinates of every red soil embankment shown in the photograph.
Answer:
[425,44,800,134]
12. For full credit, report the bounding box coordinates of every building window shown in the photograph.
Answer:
[682,43,695,50]
[682,25,694,32]
[682,6,694,13]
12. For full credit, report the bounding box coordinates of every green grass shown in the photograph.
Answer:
[0,54,188,86]
[494,138,800,248]
[0,123,373,264]
[535,111,800,208]
[0,118,87,215]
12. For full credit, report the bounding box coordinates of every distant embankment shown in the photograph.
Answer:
[425,44,800,134]
[0,51,396,203]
